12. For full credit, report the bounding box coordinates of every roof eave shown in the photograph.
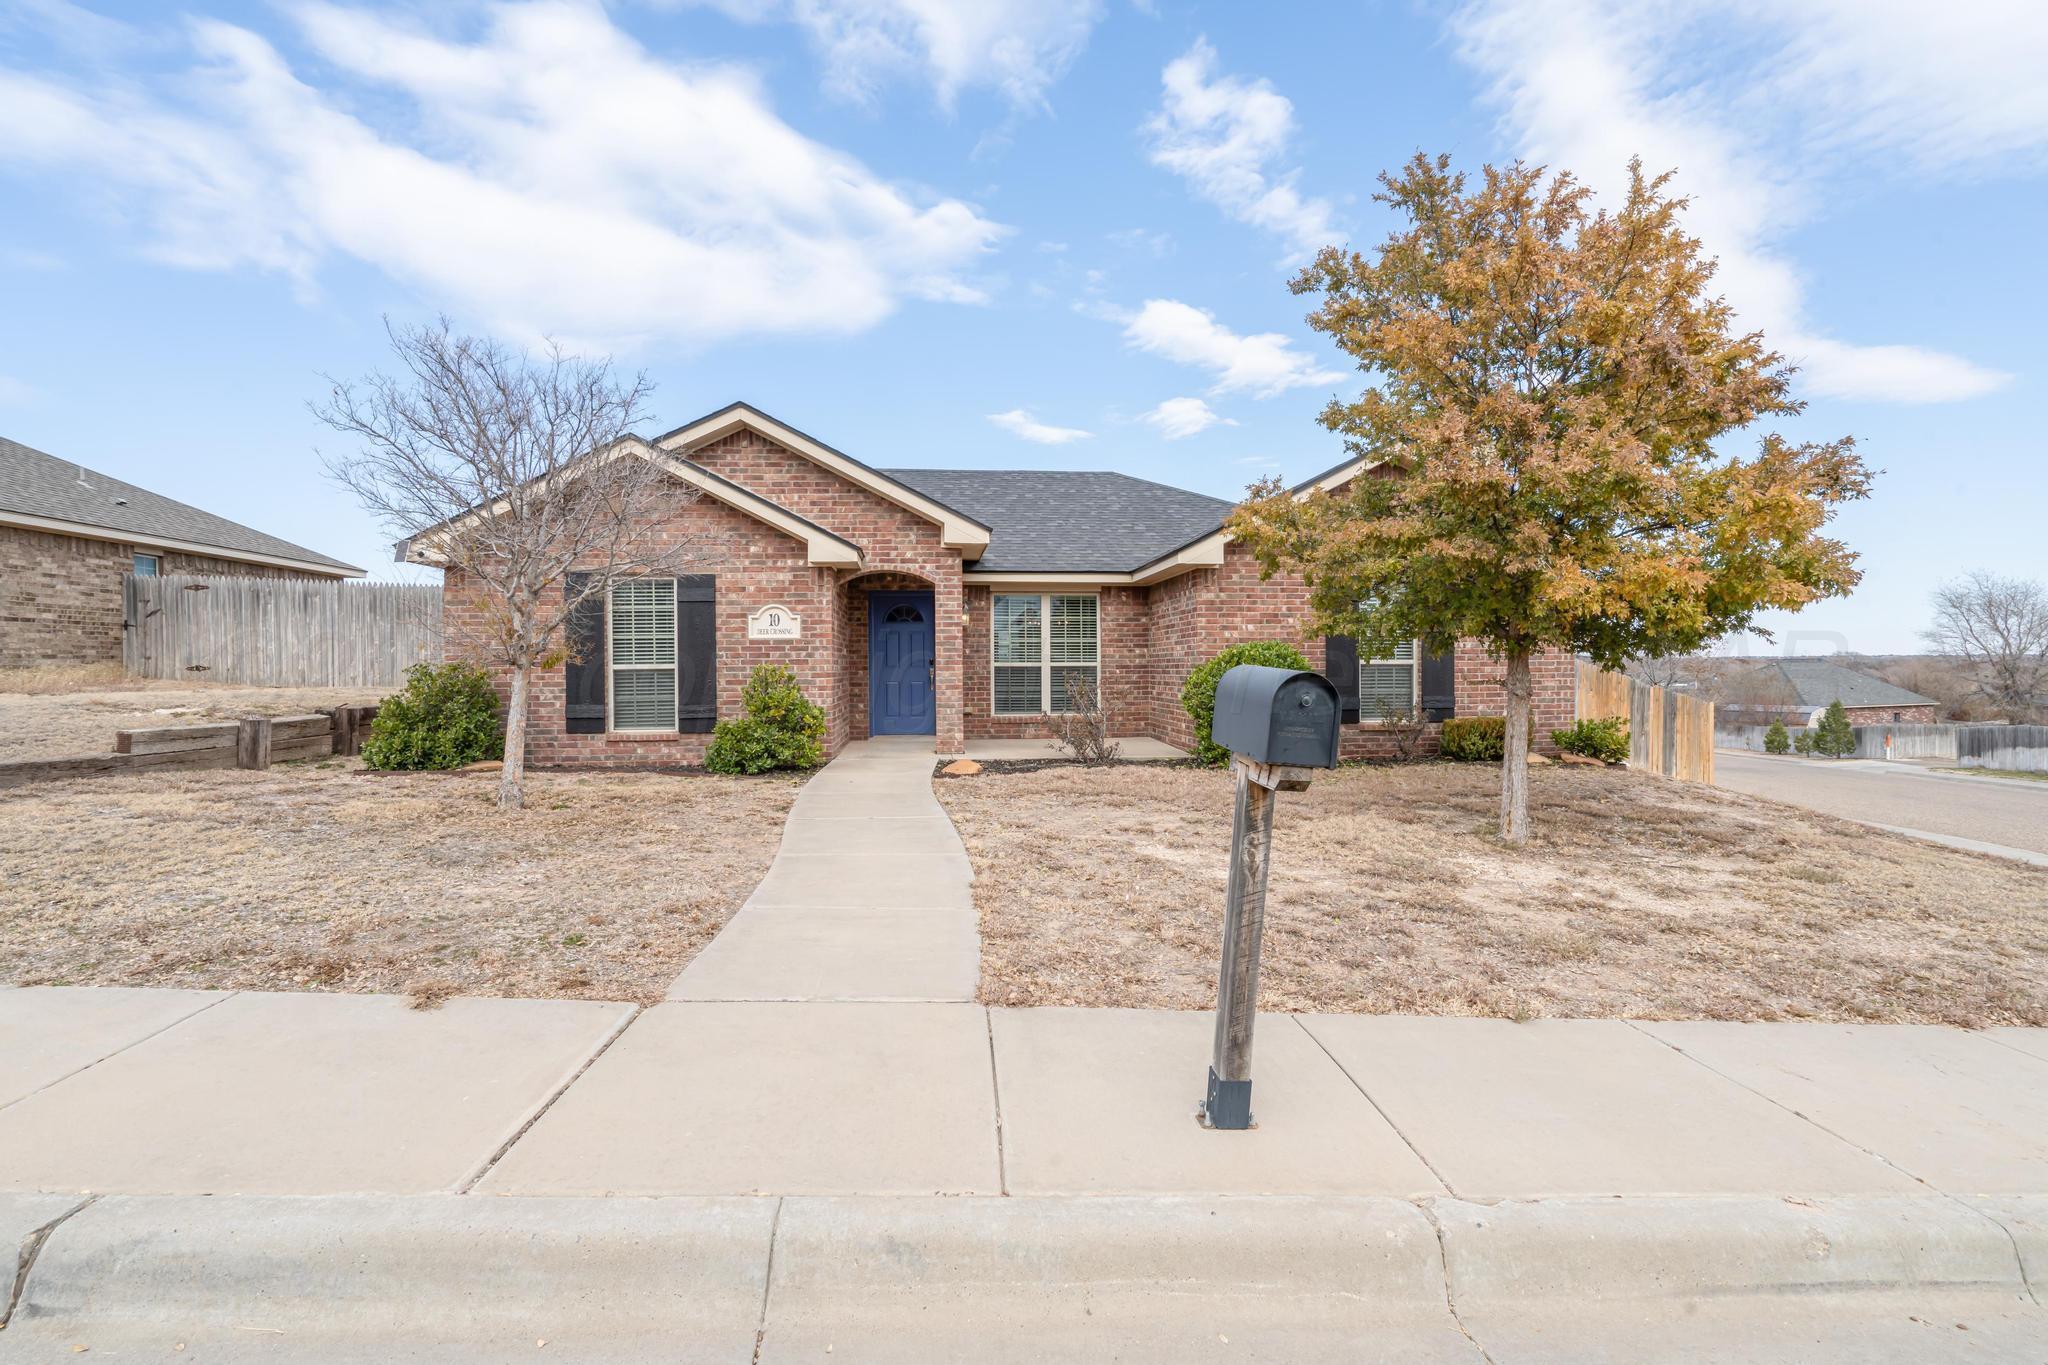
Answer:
[0,509,364,578]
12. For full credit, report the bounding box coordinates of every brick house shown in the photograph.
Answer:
[0,436,364,668]
[1738,658,1940,727]
[418,403,1577,764]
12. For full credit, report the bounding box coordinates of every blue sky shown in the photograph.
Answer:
[2,0,2043,654]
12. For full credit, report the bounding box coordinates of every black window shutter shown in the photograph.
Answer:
[563,572,606,734]
[677,575,717,733]
[1420,646,1456,722]
[1324,635,1360,724]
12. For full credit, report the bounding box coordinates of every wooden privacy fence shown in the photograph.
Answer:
[123,574,440,687]
[0,705,378,790]
[1576,660,1715,784]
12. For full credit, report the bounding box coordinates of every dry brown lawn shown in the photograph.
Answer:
[1,761,798,1005]
[938,761,2048,1026]
[0,667,390,763]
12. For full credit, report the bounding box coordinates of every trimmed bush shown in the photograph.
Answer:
[1813,698,1857,758]
[1440,715,1507,761]
[1180,640,1312,765]
[1551,716,1629,764]
[704,665,826,775]
[1763,720,1791,754]
[361,662,503,771]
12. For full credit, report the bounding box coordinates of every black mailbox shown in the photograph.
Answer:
[1212,665,1341,768]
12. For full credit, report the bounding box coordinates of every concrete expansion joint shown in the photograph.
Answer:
[3,1195,95,1331]
[456,1003,643,1195]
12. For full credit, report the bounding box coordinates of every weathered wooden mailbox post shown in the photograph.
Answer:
[1200,664,1341,1130]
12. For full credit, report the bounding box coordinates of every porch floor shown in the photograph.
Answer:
[962,736,1187,762]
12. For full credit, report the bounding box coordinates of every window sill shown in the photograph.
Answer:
[605,730,684,742]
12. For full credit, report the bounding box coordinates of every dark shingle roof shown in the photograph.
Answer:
[1770,659,1934,709]
[878,468,1234,572]
[0,436,361,574]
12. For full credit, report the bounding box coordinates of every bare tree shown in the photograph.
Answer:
[1924,572,2048,723]
[317,319,716,810]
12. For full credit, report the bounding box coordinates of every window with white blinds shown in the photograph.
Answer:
[992,593,1098,714]
[1359,638,1417,718]
[609,578,677,731]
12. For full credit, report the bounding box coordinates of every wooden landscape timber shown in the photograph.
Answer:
[0,705,380,790]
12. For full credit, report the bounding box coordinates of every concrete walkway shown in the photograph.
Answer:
[666,737,980,1002]
[3,986,2047,1359]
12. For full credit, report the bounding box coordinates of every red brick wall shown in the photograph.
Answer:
[445,485,840,768]
[961,584,1152,740]
[0,524,324,669]
[1844,703,1939,725]
[690,430,967,753]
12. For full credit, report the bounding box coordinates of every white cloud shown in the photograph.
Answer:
[690,0,1103,110]
[1143,38,1338,258]
[989,408,1092,444]
[1121,299,1342,398]
[1139,396,1234,440]
[1741,0,2048,172]
[0,2,1005,347]
[1450,0,2012,403]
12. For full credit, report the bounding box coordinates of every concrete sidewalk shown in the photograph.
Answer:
[666,737,980,1002]
[4,986,2047,1358]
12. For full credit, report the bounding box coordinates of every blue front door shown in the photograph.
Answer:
[869,591,936,735]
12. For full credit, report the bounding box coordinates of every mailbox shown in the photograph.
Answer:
[1211,665,1341,769]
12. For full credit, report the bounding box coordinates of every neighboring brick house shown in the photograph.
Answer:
[0,436,364,668]
[1739,658,1940,727]
[416,403,1577,764]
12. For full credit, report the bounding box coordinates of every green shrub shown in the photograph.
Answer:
[1793,729,1816,755]
[1551,716,1629,764]
[1440,716,1506,761]
[1763,720,1791,754]
[704,664,826,775]
[361,662,503,771]
[1179,640,1312,765]
[1813,698,1857,758]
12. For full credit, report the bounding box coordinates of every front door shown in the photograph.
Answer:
[869,591,935,735]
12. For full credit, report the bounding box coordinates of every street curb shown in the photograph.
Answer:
[1432,1194,2048,1363]
[4,1194,2045,1361]
[758,1194,1471,1362]
[0,1194,776,1363]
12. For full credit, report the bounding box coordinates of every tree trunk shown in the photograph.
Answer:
[1499,649,1532,845]
[498,661,529,812]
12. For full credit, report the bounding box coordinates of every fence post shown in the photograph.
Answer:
[236,716,272,770]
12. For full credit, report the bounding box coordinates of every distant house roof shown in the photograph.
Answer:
[879,469,1236,573]
[0,436,363,576]
[1769,658,1934,710]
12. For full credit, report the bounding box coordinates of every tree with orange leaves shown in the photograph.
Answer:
[1230,155,1872,843]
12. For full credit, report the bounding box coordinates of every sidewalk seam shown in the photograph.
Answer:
[984,1007,1009,1197]
[1415,1198,1497,1365]
[3,1195,95,1330]
[1292,1015,1458,1198]
[751,1195,784,1365]
[456,1004,641,1194]
[0,990,238,1116]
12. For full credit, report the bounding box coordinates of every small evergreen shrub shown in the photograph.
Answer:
[361,662,504,771]
[1551,716,1629,764]
[1179,640,1312,765]
[1793,729,1816,755]
[1440,715,1507,761]
[1813,698,1858,758]
[1763,720,1791,754]
[704,665,826,775]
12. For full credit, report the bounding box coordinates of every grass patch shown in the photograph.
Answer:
[937,762,2048,1026]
